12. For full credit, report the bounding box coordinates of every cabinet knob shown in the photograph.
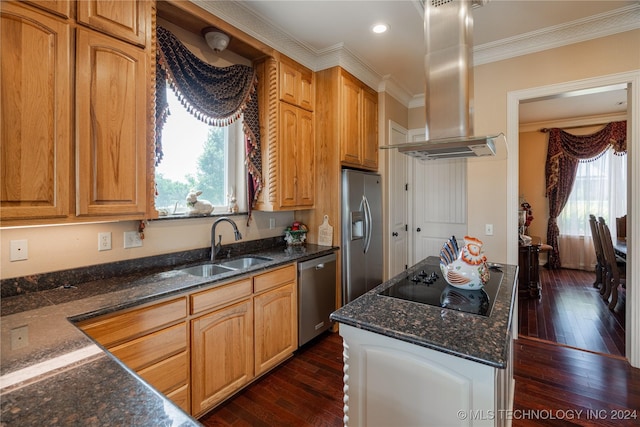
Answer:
[392,232,398,237]
[416,228,421,232]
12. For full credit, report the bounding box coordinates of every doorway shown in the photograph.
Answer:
[507,71,639,368]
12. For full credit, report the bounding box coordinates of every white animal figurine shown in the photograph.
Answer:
[186,190,214,215]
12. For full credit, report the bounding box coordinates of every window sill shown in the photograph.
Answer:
[150,211,248,222]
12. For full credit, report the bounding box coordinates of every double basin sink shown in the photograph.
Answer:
[177,256,273,278]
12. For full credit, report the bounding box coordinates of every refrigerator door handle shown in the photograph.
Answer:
[363,195,372,254]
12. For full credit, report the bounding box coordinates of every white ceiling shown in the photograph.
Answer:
[201,0,638,123]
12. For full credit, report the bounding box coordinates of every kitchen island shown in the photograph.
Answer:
[0,242,336,426]
[330,256,517,427]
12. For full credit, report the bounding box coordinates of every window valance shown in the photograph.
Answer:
[155,25,262,211]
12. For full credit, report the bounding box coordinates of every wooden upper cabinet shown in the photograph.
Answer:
[255,56,315,211]
[77,0,149,47]
[22,0,72,18]
[279,59,314,111]
[340,72,363,166]
[0,2,72,222]
[278,104,314,208]
[75,27,148,218]
[338,69,378,171]
[361,88,379,170]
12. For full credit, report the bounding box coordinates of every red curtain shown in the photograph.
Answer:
[544,121,626,268]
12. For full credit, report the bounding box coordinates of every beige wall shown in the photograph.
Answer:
[518,130,548,242]
[409,29,639,262]
[1,211,294,279]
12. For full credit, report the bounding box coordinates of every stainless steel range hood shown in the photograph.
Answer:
[383,0,500,160]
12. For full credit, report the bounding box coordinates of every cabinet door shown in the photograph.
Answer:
[75,27,147,218]
[279,103,299,208]
[279,104,314,208]
[191,299,253,416]
[297,109,314,206]
[279,62,299,106]
[298,68,314,111]
[22,0,72,18]
[361,88,378,170]
[0,3,71,221]
[77,0,149,47]
[340,73,362,166]
[254,282,297,375]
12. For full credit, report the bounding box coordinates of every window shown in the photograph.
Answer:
[558,148,627,236]
[155,86,245,214]
[557,148,626,270]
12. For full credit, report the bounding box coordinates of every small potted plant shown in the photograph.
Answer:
[284,221,308,246]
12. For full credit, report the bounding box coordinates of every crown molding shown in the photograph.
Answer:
[190,1,640,108]
[473,4,640,66]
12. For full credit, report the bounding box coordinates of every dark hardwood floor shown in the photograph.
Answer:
[518,267,626,357]
[200,268,637,426]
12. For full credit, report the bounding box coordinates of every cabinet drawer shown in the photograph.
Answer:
[190,278,252,315]
[166,383,190,414]
[138,350,189,395]
[254,264,296,293]
[78,297,186,347]
[109,322,187,371]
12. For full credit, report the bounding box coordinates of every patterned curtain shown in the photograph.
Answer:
[155,26,262,216]
[544,121,627,268]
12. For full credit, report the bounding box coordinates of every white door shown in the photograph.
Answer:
[388,122,409,277]
[409,129,467,265]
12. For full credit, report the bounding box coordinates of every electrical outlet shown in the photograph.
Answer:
[124,231,143,249]
[98,232,112,251]
[485,224,494,236]
[10,240,28,261]
[11,325,29,350]
[269,217,276,229]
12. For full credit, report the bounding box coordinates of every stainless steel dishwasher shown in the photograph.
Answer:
[297,252,337,346]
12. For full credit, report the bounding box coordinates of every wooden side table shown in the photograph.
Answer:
[518,237,542,299]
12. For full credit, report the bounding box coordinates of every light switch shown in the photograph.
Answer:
[485,224,494,236]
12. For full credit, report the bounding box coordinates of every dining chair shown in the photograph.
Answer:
[588,214,606,291]
[598,217,626,311]
[616,215,627,241]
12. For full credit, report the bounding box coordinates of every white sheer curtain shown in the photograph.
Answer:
[558,148,627,270]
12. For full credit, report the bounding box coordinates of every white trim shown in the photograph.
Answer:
[506,70,640,368]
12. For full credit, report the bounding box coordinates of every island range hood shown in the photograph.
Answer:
[383,0,500,160]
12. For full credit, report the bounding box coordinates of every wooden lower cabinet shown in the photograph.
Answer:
[191,298,254,416]
[77,297,189,412]
[78,262,302,417]
[254,282,297,375]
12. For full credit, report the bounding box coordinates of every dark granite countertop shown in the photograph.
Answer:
[330,256,517,369]
[0,243,337,426]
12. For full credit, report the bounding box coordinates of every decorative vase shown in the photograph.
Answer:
[439,236,490,290]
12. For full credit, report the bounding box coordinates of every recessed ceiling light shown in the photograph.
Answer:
[372,23,388,34]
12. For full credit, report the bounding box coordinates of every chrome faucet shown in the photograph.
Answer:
[211,217,242,261]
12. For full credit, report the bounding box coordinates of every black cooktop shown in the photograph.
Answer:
[378,265,503,317]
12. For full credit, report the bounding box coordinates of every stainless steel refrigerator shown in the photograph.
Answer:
[341,169,383,305]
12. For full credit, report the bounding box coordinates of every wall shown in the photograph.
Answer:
[0,211,294,279]
[410,29,640,262]
[518,130,548,242]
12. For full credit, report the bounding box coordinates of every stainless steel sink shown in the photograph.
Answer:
[219,256,272,270]
[176,256,273,277]
[177,264,234,277]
